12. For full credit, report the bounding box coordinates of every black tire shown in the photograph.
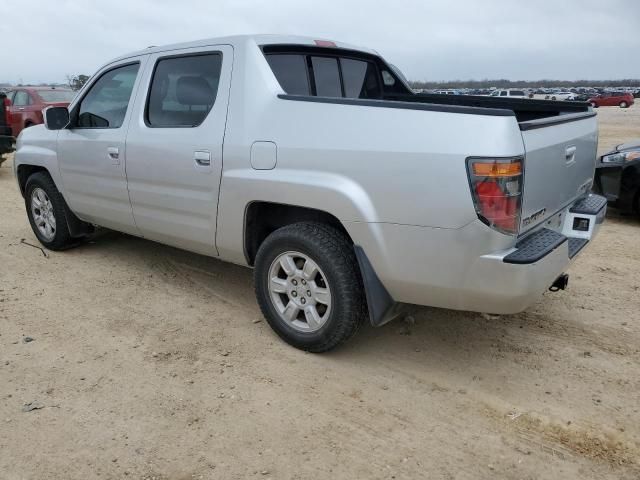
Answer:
[620,101,628,108]
[25,172,76,250]
[591,102,598,108]
[254,222,367,352]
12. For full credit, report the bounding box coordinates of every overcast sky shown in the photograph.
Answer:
[1,0,638,85]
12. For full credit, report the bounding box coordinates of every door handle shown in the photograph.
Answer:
[194,150,211,167]
[18,107,25,111]
[565,146,577,164]
[107,147,120,165]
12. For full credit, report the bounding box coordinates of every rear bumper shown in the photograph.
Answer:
[460,195,606,313]
[347,194,606,315]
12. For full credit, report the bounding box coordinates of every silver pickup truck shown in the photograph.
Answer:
[13,35,606,352]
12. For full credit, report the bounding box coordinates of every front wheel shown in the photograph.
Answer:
[254,222,366,352]
[25,172,76,250]
[620,101,628,108]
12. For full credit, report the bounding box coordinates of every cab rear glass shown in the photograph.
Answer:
[263,46,405,99]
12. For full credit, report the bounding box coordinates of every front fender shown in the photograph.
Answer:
[13,126,62,195]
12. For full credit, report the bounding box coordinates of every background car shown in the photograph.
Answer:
[5,86,76,137]
[589,92,634,108]
[593,140,640,214]
[545,91,575,101]
[489,89,527,98]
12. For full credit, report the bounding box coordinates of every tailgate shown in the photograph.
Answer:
[518,112,598,234]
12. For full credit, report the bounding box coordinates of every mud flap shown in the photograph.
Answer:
[354,245,404,327]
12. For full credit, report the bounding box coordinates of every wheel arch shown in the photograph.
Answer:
[17,164,51,196]
[243,201,352,266]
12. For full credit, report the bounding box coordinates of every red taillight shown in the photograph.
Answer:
[467,157,523,235]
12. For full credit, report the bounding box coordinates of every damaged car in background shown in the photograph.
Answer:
[594,140,640,215]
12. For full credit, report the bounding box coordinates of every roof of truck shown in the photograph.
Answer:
[113,34,377,63]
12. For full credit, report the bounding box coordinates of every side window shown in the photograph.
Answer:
[265,54,310,96]
[311,57,341,97]
[381,70,396,87]
[6,91,15,103]
[146,53,222,128]
[77,63,140,128]
[340,58,381,99]
[499,91,508,97]
[13,91,29,106]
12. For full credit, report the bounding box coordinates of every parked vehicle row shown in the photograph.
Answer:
[14,35,605,351]
[422,87,638,108]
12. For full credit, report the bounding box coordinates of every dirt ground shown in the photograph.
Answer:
[1,105,639,480]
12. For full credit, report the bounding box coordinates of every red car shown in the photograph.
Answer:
[588,92,634,109]
[5,87,76,137]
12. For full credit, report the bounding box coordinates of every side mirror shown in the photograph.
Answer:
[43,106,70,130]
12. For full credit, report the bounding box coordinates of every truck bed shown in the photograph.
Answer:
[385,93,591,123]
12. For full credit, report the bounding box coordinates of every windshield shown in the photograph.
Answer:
[38,90,76,103]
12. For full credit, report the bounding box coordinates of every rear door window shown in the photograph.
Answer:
[311,57,342,97]
[146,53,222,128]
[13,91,30,106]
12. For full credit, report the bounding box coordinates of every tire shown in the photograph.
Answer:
[620,101,628,108]
[591,102,598,108]
[25,172,76,250]
[254,222,366,352]
[551,96,556,101]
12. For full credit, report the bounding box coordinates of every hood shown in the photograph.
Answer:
[616,139,640,152]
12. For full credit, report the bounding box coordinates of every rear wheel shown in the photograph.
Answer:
[254,222,366,352]
[620,101,628,108]
[25,172,77,250]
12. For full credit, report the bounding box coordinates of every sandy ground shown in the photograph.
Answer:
[1,105,639,480]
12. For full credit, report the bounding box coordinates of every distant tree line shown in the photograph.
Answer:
[65,74,90,91]
[410,79,640,89]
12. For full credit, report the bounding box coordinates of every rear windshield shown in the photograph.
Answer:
[38,90,76,103]
[265,50,387,99]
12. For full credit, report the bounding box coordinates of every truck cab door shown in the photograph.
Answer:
[124,45,233,256]
[57,58,147,234]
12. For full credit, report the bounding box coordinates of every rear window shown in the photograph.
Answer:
[340,58,381,98]
[38,90,76,103]
[265,54,310,96]
[311,57,341,97]
[266,51,382,99]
